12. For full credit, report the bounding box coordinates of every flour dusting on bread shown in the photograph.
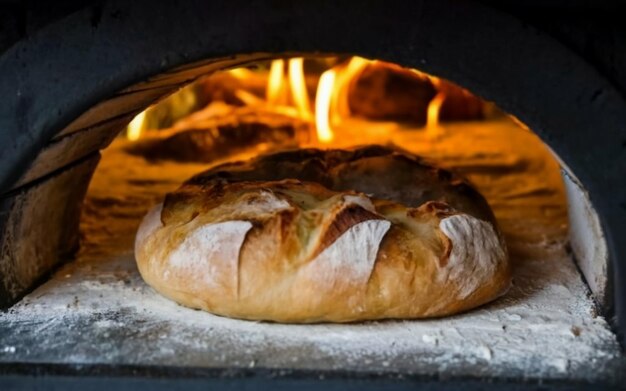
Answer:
[238,190,291,215]
[303,220,391,289]
[439,214,507,298]
[343,194,376,213]
[166,221,252,295]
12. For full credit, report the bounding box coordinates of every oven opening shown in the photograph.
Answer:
[1,55,619,380]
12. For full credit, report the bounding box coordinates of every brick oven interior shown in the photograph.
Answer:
[1,1,626,389]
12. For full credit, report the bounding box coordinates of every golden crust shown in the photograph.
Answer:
[136,147,511,323]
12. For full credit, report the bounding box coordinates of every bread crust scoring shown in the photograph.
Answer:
[135,148,510,322]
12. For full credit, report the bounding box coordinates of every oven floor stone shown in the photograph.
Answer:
[0,118,622,382]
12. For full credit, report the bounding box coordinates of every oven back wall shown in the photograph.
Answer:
[1,0,626,345]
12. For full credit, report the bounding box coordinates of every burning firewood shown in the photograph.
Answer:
[195,69,267,106]
[124,104,310,163]
[124,57,489,161]
[349,62,484,124]
[349,63,435,123]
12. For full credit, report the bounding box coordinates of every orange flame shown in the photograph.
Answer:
[427,92,446,130]
[315,70,336,143]
[288,58,312,120]
[313,57,370,144]
[127,110,146,141]
[234,89,264,106]
[228,67,253,80]
[126,56,459,144]
[266,59,285,104]
[332,56,369,123]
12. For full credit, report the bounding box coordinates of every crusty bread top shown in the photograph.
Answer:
[166,145,495,224]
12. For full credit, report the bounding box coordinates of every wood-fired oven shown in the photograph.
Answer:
[0,1,625,389]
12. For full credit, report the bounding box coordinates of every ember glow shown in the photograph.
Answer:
[228,67,253,80]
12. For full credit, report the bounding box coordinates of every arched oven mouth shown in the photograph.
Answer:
[0,53,620,381]
[0,1,625,388]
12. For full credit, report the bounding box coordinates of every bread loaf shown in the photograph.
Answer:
[135,146,510,322]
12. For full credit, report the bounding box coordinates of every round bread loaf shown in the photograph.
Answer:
[135,146,510,322]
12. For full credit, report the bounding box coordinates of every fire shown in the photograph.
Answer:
[266,59,285,104]
[423,73,446,133]
[127,110,146,141]
[410,72,447,131]
[234,89,264,106]
[124,56,470,145]
[332,56,370,122]
[288,58,312,120]
[313,56,370,144]
[314,70,336,143]
[228,67,253,80]
[270,57,368,143]
[427,92,446,130]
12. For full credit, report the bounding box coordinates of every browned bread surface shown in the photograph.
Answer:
[135,146,510,322]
